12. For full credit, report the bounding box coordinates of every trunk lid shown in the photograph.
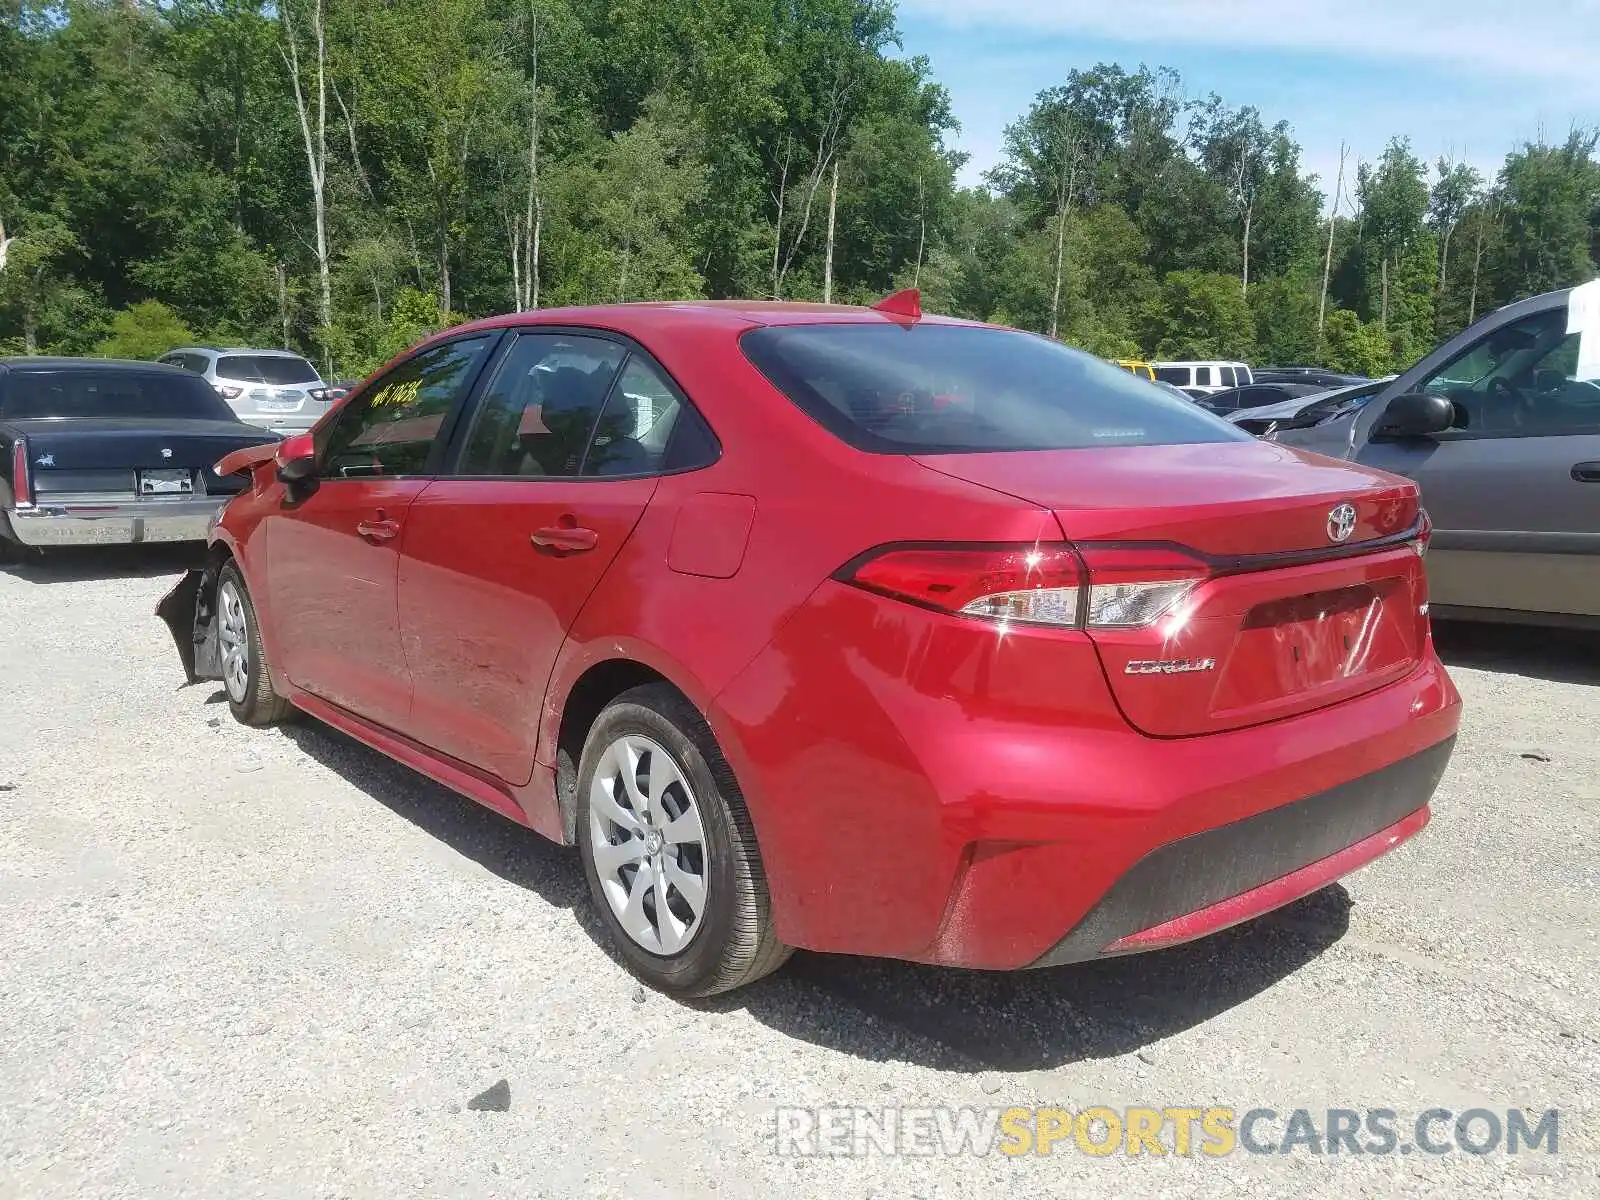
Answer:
[916,442,1430,737]
[11,418,278,498]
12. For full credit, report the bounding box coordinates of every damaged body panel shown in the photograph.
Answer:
[157,565,224,685]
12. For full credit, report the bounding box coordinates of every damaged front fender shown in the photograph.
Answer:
[156,564,224,685]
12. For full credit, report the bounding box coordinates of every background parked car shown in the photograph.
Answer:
[1194,382,1323,414]
[159,347,333,435]
[1229,378,1394,436]
[0,358,279,558]
[1274,284,1600,627]
[1109,358,1156,380]
[1151,360,1254,394]
[1252,367,1371,389]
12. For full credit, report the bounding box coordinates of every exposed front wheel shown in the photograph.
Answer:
[576,684,791,997]
[216,562,292,727]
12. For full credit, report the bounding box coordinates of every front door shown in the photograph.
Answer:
[1355,303,1600,618]
[398,334,688,783]
[268,334,495,728]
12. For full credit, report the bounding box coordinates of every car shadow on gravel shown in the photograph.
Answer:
[276,720,591,915]
[0,542,204,583]
[730,886,1353,1072]
[272,713,1353,1073]
[1432,620,1600,685]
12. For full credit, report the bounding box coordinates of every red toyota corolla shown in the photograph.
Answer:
[159,292,1460,997]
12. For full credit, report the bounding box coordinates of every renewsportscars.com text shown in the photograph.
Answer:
[773,1106,1560,1158]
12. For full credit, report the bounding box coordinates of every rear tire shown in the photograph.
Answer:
[576,684,791,997]
[216,562,292,727]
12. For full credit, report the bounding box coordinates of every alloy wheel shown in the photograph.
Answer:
[218,579,250,704]
[586,734,709,956]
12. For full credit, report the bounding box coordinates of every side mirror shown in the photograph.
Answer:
[275,432,317,484]
[1372,392,1456,440]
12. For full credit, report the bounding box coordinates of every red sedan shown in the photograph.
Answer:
[159,292,1460,997]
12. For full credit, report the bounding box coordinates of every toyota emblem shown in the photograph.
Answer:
[1327,502,1358,544]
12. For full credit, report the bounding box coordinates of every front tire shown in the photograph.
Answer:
[216,562,292,727]
[576,684,791,997]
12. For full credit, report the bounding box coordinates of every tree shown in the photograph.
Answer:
[1429,157,1484,333]
[1145,270,1255,359]
[95,300,197,359]
[1490,131,1600,306]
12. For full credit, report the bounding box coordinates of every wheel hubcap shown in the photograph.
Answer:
[218,581,250,704]
[587,734,709,956]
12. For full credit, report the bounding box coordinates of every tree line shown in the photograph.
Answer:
[3,1,1598,380]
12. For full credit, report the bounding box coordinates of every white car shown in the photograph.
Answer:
[1151,360,1254,395]
[159,347,335,434]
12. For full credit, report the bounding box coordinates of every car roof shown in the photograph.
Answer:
[170,346,311,357]
[0,356,190,374]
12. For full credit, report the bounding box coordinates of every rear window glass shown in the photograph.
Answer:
[0,369,233,420]
[740,325,1249,454]
[216,355,320,384]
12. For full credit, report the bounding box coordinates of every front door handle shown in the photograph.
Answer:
[531,524,599,553]
[357,517,400,542]
[1573,461,1600,482]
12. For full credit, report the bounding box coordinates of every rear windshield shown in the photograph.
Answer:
[740,325,1248,453]
[0,369,233,420]
[216,354,320,384]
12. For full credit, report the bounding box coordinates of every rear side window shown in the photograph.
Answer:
[0,369,232,420]
[1219,366,1237,387]
[1153,366,1189,386]
[740,325,1248,454]
[216,355,320,385]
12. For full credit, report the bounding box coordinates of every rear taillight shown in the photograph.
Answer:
[215,384,244,400]
[842,544,1083,627]
[1074,545,1209,629]
[11,439,31,507]
[1409,509,1432,559]
[838,542,1211,631]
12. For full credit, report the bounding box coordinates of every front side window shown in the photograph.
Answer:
[456,334,627,476]
[741,325,1248,454]
[1415,307,1600,435]
[318,336,491,479]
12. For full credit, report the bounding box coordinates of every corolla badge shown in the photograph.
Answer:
[1125,657,1217,676]
[1326,502,1358,544]
[35,453,55,468]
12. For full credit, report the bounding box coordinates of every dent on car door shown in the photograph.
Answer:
[397,333,701,784]
[1354,304,1600,618]
[266,335,494,727]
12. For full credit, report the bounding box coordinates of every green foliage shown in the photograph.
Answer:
[1145,271,1256,359]
[2,7,1597,377]
[94,300,197,360]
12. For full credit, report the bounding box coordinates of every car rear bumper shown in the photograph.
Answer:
[6,497,224,547]
[235,412,320,434]
[710,580,1462,970]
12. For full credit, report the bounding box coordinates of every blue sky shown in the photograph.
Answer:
[893,0,1600,211]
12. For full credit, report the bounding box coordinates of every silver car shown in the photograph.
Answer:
[158,347,334,434]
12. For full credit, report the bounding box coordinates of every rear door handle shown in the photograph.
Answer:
[531,524,599,553]
[357,518,400,542]
[1573,461,1600,482]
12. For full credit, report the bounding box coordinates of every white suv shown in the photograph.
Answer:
[1151,361,1254,395]
[159,347,334,434]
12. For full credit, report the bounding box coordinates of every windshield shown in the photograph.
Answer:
[216,355,321,385]
[741,325,1249,454]
[0,369,234,420]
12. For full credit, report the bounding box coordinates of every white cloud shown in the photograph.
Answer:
[899,0,1600,97]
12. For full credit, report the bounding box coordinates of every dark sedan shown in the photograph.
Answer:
[1195,382,1324,414]
[0,358,280,557]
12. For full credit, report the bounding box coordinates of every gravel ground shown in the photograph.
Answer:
[1,546,1596,1199]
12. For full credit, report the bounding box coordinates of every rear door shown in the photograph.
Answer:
[1353,302,1600,618]
[398,333,693,783]
[267,335,495,729]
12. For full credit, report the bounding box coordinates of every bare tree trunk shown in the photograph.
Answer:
[277,261,291,347]
[617,247,630,304]
[1318,142,1348,338]
[771,139,791,300]
[823,158,839,304]
[281,0,331,337]
[1380,255,1389,329]
[22,310,37,356]
[507,212,522,311]
[521,5,541,310]
[1049,160,1077,341]
[775,75,852,298]
[1468,214,1488,326]
[913,173,926,290]
[1241,202,1253,297]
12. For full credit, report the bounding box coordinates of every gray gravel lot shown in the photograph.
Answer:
[1,547,1596,1199]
